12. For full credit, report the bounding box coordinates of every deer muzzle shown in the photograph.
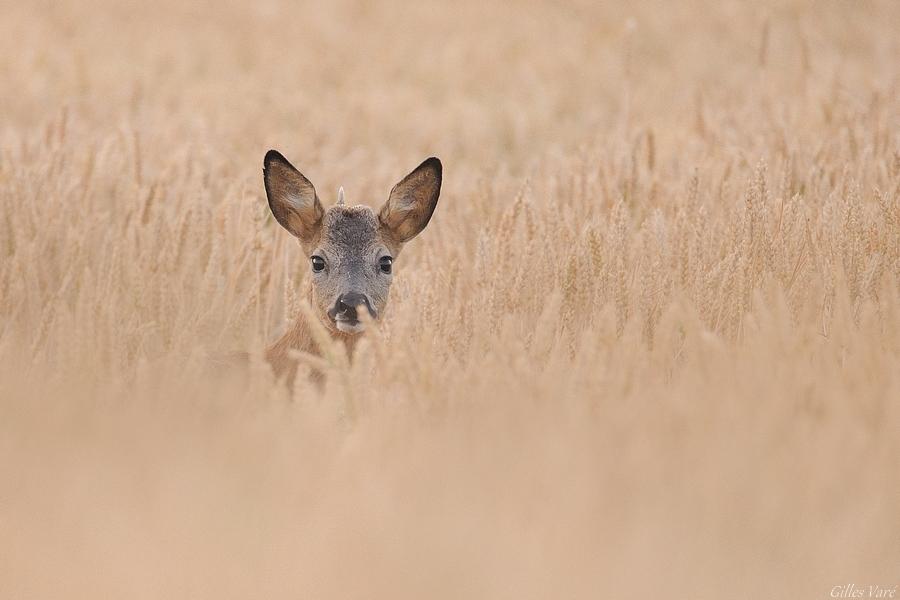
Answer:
[328,292,377,333]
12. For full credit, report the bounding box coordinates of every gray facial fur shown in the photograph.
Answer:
[310,206,395,334]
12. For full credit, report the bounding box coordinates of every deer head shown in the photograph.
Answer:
[263,150,441,336]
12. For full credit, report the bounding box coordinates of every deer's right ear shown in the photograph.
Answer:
[263,150,324,243]
[378,157,442,244]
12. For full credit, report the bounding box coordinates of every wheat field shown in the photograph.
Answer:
[1,0,899,598]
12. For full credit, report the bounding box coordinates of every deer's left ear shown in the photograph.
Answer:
[378,157,442,243]
[263,150,324,244]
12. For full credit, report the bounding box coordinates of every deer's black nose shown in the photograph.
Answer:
[332,293,375,321]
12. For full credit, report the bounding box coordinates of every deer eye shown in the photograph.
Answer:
[379,256,393,274]
[310,256,326,272]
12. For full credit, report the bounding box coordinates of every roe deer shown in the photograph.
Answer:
[262,150,442,384]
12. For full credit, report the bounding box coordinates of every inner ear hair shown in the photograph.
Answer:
[263,150,324,241]
[379,157,442,243]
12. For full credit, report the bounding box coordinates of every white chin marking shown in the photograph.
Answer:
[336,321,366,334]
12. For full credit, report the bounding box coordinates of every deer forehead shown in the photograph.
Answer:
[319,205,389,254]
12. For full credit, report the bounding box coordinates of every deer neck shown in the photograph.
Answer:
[265,310,359,386]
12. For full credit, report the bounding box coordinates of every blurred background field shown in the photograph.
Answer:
[0,1,898,598]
